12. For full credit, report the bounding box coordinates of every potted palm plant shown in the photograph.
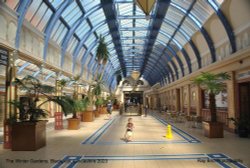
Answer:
[95,97,103,118]
[10,75,67,151]
[60,96,88,129]
[228,116,250,137]
[83,35,109,120]
[193,72,230,138]
[96,35,109,79]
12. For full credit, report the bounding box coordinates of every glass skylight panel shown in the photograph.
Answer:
[171,38,182,49]
[105,35,112,43]
[134,39,145,44]
[76,47,86,62]
[157,33,169,44]
[152,47,163,56]
[25,0,42,21]
[52,23,67,43]
[135,22,148,28]
[172,0,194,10]
[182,18,198,36]
[49,0,65,9]
[61,2,82,27]
[120,20,133,27]
[67,37,78,53]
[174,31,188,46]
[134,31,147,36]
[122,39,133,45]
[165,6,183,25]
[57,28,68,45]
[117,3,133,15]
[121,31,133,36]
[191,1,213,24]
[160,23,175,36]
[51,20,61,37]
[96,24,109,35]
[84,34,97,47]
[30,3,48,27]
[36,8,53,31]
[80,0,100,11]
[89,9,105,27]
[5,0,19,10]
[75,24,91,39]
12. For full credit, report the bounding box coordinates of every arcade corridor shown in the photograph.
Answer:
[0,0,250,167]
[1,111,249,168]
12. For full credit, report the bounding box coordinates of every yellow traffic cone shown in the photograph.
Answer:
[166,125,173,139]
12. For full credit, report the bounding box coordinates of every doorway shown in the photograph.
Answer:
[238,81,250,119]
[123,91,143,116]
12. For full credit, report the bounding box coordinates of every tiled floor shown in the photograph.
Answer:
[0,111,249,168]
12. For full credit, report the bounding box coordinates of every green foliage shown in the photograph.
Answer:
[12,75,63,121]
[59,96,89,118]
[192,72,230,95]
[14,75,55,95]
[57,79,68,88]
[107,94,116,103]
[95,97,104,106]
[92,74,104,96]
[192,72,230,123]
[96,35,109,66]
[228,117,250,129]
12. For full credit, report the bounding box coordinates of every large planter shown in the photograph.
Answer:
[82,111,94,122]
[100,107,107,114]
[203,121,224,138]
[67,118,80,130]
[94,108,100,118]
[237,127,249,138]
[11,120,47,151]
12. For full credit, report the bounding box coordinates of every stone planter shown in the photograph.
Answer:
[11,120,47,151]
[203,121,224,138]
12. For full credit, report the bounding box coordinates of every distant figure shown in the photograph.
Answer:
[124,101,128,112]
[107,100,112,119]
[119,101,123,115]
[123,118,134,142]
[144,105,148,117]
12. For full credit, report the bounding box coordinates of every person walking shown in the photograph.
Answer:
[107,100,112,119]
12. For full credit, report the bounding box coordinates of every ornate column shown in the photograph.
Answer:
[187,84,191,116]
[180,87,184,112]
[196,85,202,116]
[54,73,63,130]
[227,71,236,131]
[175,88,180,112]
[4,50,18,149]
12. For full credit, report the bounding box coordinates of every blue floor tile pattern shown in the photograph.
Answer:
[81,117,117,144]
[82,113,201,145]
[51,153,247,168]
[150,112,201,143]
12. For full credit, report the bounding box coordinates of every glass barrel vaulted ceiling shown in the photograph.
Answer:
[3,0,227,87]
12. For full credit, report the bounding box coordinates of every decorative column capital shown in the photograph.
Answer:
[9,50,18,67]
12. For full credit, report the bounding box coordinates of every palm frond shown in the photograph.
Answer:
[192,72,229,95]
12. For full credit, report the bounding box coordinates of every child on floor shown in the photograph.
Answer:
[124,118,134,142]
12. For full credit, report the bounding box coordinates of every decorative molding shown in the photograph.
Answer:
[158,46,250,92]
[0,2,18,20]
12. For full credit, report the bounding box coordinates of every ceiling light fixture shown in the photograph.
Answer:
[135,0,156,19]
[131,70,140,80]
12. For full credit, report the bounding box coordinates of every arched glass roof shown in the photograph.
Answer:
[4,0,231,87]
